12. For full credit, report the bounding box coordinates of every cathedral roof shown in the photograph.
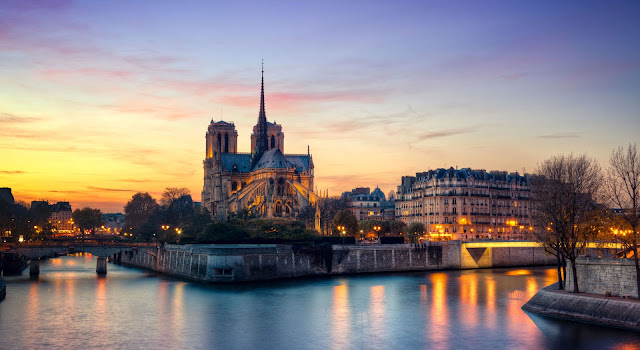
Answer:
[220,153,252,172]
[210,120,234,126]
[253,148,291,170]
[285,154,312,174]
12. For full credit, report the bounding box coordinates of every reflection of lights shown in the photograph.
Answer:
[505,269,533,276]
[332,284,350,346]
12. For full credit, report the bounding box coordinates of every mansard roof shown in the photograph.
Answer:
[415,167,529,185]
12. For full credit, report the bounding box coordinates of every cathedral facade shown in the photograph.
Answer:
[202,67,316,220]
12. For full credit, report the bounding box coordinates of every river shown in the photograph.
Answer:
[0,254,638,349]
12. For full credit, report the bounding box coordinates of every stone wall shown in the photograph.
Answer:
[120,244,331,282]
[522,284,640,331]
[461,245,556,269]
[119,241,555,283]
[566,257,638,296]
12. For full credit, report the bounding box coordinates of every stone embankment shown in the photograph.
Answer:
[118,241,555,283]
[566,257,638,297]
[0,278,6,301]
[522,284,640,331]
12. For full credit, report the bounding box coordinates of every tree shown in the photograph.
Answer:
[197,222,249,243]
[124,192,159,233]
[388,220,407,236]
[332,209,358,237]
[316,197,348,235]
[405,222,425,243]
[29,201,52,238]
[161,188,191,206]
[72,207,103,235]
[532,154,602,292]
[0,199,11,237]
[606,143,640,298]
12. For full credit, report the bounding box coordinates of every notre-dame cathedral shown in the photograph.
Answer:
[202,66,317,220]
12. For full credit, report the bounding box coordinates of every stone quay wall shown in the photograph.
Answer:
[566,257,638,297]
[119,241,555,283]
[522,284,640,331]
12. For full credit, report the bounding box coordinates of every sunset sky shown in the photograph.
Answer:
[1,1,639,212]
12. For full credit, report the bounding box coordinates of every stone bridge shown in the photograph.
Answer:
[0,241,157,275]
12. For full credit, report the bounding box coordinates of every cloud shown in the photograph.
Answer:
[537,132,581,139]
[500,72,533,80]
[0,113,41,124]
[415,126,477,140]
[0,170,26,174]
[289,106,432,140]
[116,179,165,183]
[47,190,84,194]
[40,68,133,80]
[86,186,136,193]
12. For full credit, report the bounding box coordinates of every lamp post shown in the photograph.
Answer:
[373,225,381,243]
[337,225,345,245]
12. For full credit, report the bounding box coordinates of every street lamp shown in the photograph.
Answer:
[337,225,346,244]
[373,225,381,242]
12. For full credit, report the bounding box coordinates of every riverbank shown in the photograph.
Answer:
[118,241,556,283]
[522,284,640,331]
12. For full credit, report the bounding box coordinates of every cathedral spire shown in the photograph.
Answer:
[253,60,270,163]
[258,59,267,128]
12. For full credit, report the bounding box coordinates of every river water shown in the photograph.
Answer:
[0,254,638,350]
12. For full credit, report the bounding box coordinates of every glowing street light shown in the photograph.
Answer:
[337,225,346,244]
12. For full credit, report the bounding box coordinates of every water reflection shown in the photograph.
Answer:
[369,285,385,345]
[429,272,450,350]
[1,256,639,349]
[485,278,496,329]
[331,284,350,350]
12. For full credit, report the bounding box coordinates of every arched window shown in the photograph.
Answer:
[217,133,221,151]
[231,182,238,192]
[224,133,229,153]
[271,135,275,149]
[277,178,285,196]
[275,202,283,216]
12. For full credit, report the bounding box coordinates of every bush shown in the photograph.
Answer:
[197,222,250,243]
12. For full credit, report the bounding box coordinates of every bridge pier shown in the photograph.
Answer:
[96,257,107,275]
[29,260,40,276]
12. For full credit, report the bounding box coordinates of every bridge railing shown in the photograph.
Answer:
[1,241,158,249]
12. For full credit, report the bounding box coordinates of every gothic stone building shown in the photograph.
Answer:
[202,68,316,220]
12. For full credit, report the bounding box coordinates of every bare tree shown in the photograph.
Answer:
[606,143,640,298]
[532,154,602,292]
[161,188,191,206]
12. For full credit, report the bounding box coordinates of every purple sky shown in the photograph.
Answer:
[1,0,639,211]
